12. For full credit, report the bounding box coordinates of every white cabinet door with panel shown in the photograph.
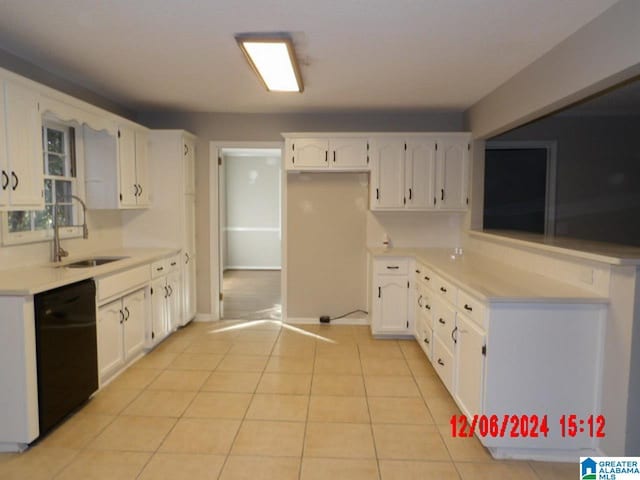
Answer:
[330,138,368,169]
[97,300,126,380]
[405,139,436,209]
[286,138,328,168]
[455,313,486,418]
[118,127,137,207]
[122,290,146,360]
[436,138,469,210]
[150,277,169,345]
[134,130,150,206]
[1,80,43,209]
[370,138,405,209]
[167,270,182,331]
[371,257,413,336]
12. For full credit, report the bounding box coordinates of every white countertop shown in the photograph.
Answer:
[369,247,608,304]
[0,248,179,296]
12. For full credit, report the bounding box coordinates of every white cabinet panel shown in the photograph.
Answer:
[330,138,368,169]
[118,127,137,207]
[134,130,150,206]
[433,334,455,392]
[184,138,196,195]
[123,290,146,360]
[436,139,468,210]
[455,313,485,417]
[97,300,125,380]
[2,80,43,208]
[287,138,328,168]
[370,138,404,209]
[150,277,169,344]
[405,139,436,209]
[167,271,182,331]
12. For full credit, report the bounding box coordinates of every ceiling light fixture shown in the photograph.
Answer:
[236,34,304,93]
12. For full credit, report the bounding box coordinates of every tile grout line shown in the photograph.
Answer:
[357,339,383,480]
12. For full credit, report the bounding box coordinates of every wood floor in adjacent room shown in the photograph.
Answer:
[222,270,281,321]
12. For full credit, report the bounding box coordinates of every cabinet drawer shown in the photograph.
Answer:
[434,299,456,353]
[433,334,454,392]
[151,259,169,278]
[416,264,435,290]
[457,289,485,328]
[167,254,181,273]
[374,257,409,275]
[432,273,457,305]
[416,316,433,361]
[97,265,151,302]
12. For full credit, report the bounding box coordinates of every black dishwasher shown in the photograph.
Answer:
[34,279,98,437]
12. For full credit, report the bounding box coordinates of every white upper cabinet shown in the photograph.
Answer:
[0,80,43,210]
[436,138,469,210]
[184,137,196,195]
[134,130,150,206]
[370,138,405,209]
[284,136,369,171]
[405,139,437,209]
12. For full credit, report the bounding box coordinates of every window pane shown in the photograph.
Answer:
[34,206,53,230]
[47,129,64,154]
[58,205,73,227]
[47,154,65,176]
[8,211,32,233]
[44,179,52,203]
[55,180,72,203]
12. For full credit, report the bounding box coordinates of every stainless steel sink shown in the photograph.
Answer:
[62,257,129,268]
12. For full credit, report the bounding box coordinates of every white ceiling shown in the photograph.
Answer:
[0,0,619,113]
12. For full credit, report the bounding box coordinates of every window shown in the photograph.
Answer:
[2,120,81,245]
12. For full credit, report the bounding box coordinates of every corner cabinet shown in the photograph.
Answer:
[370,257,414,336]
[0,79,44,210]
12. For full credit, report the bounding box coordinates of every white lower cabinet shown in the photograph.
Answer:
[371,257,413,335]
[454,313,486,418]
[97,289,147,382]
[148,256,182,347]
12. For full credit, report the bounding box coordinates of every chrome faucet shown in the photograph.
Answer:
[52,194,89,262]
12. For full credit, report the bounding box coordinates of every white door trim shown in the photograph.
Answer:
[208,141,285,321]
[485,140,557,236]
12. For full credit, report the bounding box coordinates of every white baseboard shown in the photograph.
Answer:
[286,316,369,326]
[194,313,216,322]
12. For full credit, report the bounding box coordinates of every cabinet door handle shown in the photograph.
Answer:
[124,306,130,321]
[333,151,336,162]
[184,144,188,155]
[376,188,379,200]
[119,309,125,324]
[425,304,431,311]
[138,184,143,197]
[378,286,381,298]
[1,170,8,190]
[164,286,169,298]
[424,275,430,281]
[451,326,458,344]
[437,358,445,366]
[133,184,139,196]
[11,172,18,191]
[409,188,412,200]
[441,188,444,201]
[386,266,399,270]
[424,337,430,345]
[417,295,423,307]
[464,304,473,311]
[185,252,190,264]
[325,151,328,162]
[170,261,177,267]
[168,285,173,296]
[438,318,445,325]
[440,286,447,293]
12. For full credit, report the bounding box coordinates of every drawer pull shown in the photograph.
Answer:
[386,266,400,270]
[415,269,420,274]
[424,337,430,344]
[425,304,431,310]
[424,275,430,281]
[437,358,445,366]
[438,318,445,325]
[170,262,177,266]
[156,266,164,272]
[464,304,473,311]
[440,286,447,293]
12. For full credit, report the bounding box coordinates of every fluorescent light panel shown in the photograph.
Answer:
[237,36,303,93]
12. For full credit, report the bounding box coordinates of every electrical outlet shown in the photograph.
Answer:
[319,316,331,323]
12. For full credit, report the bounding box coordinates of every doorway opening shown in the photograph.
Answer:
[218,147,282,321]
[484,141,557,235]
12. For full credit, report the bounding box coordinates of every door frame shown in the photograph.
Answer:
[485,140,557,236]
[209,141,285,321]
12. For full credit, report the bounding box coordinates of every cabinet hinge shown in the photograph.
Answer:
[151,331,155,339]
[119,193,123,201]
[404,143,407,151]
[482,345,487,356]
[366,155,369,164]
[407,281,410,289]
[117,130,121,138]
[366,142,369,151]
[218,156,222,166]
[468,143,471,151]
[466,197,469,205]
[433,197,436,206]
[150,287,154,295]
[219,292,224,301]
[292,143,295,151]
[403,197,406,205]
[406,321,409,328]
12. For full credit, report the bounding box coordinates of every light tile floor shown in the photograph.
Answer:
[0,321,577,479]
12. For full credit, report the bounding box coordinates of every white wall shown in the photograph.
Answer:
[224,153,281,269]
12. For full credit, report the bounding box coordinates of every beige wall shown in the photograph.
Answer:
[136,111,465,317]
[466,0,640,139]
[287,173,368,318]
